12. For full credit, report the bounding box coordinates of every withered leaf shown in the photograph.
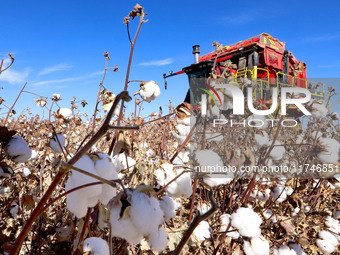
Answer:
[22,194,35,209]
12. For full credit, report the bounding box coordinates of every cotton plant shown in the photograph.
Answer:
[49,134,66,153]
[231,207,263,238]
[82,237,110,255]
[65,153,118,218]
[194,150,232,187]
[243,235,270,255]
[6,136,32,163]
[134,81,161,103]
[109,188,172,252]
[156,163,192,198]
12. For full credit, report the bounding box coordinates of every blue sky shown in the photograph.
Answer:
[1,0,340,119]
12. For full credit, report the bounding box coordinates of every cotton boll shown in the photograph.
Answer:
[255,131,270,147]
[316,137,340,164]
[156,164,192,198]
[112,153,136,172]
[291,207,300,217]
[269,141,285,161]
[29,150,39,161]
[110,199,143,244]
[197,203,211,215]
[172,150,190,166]
[195,150,232,187]
[147,227,168,252]
[288,243,306,255]
[10,203,19,218]
[175,124,190,137]
[177,117,190,126]
[271,186,288,203]
[316,239,335,254]
[129,192,164,235]
[308,102,328,119]
[174,170,192,198]
[65,177,89,218]
[263,209,277,223]
[138,81,161,103]
[6,136,32,163]
[193,220,210,241]
[220,214,239,239]
[83,237,110,255]
[273,245,297,255]
[319,230,338,246]
[71,155,102,198]
[243,236,270,255]
[202,175,232,188]
[21,167,31,177]
[57,108,73,119]
[49,134,66,153]
[325,216,340,234]
[159,196,176,221]
[231,207,262,238]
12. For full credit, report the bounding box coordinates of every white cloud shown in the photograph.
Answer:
[0,58,29,84]
[138,58,173,66]
[31,71,103,87]
[38,63,73,76]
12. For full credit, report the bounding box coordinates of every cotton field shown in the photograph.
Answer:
[1,4,340,255]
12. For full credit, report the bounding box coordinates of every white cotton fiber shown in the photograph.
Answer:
[273,245,297,255]
[110,199,143,244]
[316,239,335,254]
[271,186,288,203]
[93,153,118,204]
[231,207,262,238]
[220,214,239,239]
[318,230,338,246]
[193,220,210,241]
[6,136,32,163]
[83,237,110,255]
[148,227,168,252]
[49,134,66,153]
[317,137,340,164]
[159,196,176,221]
[129,192,164,235]
[269,141,285,161]
[243,236,270,255]
[71,155,102,198]
[65,177,89,218]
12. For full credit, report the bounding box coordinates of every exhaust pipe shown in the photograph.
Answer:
[192,45,200,64]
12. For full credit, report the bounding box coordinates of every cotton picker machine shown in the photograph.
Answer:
[163,33,330,118]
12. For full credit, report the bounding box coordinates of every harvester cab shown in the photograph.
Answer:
[163,33,330,118]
